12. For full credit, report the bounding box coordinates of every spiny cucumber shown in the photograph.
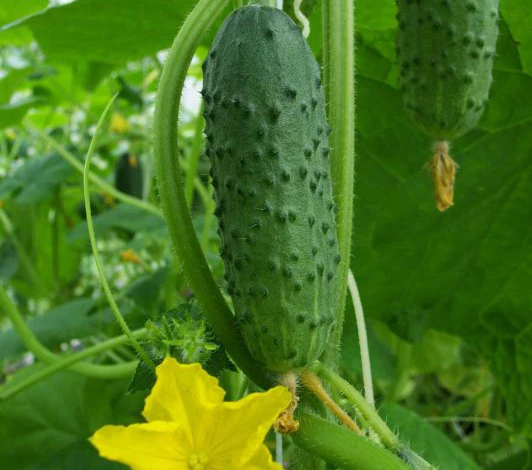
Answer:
[396,0,499,210]
[202,5,339,373]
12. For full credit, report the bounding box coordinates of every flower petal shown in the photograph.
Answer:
[143,357,225,442]
[244,444,284,470]
[203,385,291,466]
[90,421,188,470]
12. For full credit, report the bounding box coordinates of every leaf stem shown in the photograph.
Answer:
[33,129,163,218]
[321,0,355,367]
[153,0,271,389]
[348,269,374,406]
[313,362,400,451]
[0,284,137,378]
[83,94,155,370]
[0,328,144,401]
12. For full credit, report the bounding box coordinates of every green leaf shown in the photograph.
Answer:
[353,0,532,435]
[0,298,98,359]
[0,0,46,45]
[68,204,166,243]
[500,0,532,74]
[0,98,45,129]
[0,154,74,204]
[0,369,143,469]
[487,450,531,470]
[0,67,34,102]
[29,440,127,470]
[382,403,482,470]
[2,0,230,64]
[0,242,18,283]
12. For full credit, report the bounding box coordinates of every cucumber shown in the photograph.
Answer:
[396,0,499,140]
[115,152,143,199]
[202,5,339,373]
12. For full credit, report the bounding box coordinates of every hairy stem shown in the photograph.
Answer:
[313,362,400,451]
[321,0,355,367]
[293,412,411,470]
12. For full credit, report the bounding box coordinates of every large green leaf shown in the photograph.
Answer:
[0,0,46,45]
[382,403,482,470]
[354,0,532,435]
[0,154,75,204]
[0,0,229,64]
[0,370,143,469]
[68,204,166,243]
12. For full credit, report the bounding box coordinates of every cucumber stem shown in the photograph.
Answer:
[301,369,361,433]
[313,362,400,451]
[429,140,458,212]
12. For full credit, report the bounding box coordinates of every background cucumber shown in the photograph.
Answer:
[202,5,339,373]
[114,152,143,199]
[396,0,500,140]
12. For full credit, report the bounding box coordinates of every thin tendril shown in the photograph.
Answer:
[83,94,155,370]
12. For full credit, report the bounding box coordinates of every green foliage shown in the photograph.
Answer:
[0,0,531,468]
[352,1,532,434]
[383,403,482,470]
[0,370,142,470]
[0,153,74,204]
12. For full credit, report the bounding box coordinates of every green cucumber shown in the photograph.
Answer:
[115,152,143,199]
[396,0,500,140]
[202,5,339,373]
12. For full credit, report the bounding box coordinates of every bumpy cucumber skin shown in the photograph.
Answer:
[202,5,339,373]
[396,0,499,140]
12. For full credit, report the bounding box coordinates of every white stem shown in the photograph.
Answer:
[348,269,375,407]
[293,0,310,38]
[275,432,283,464]
[276,0,284,9]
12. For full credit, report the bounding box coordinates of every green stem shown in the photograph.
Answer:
[83,94,155,370]
[184,103,205,207]
[33,129,163,218]
[0,284,137,378]
[153,0,271,389]
[0,329,143,401]
[313,362,400,452]
[321,0,355,367]
[427,416,512,432]
[293,411,411,470]
[348,269,374,406]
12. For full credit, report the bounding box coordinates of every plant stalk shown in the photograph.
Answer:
[321,0,356,367]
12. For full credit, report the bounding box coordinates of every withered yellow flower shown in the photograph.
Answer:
[90,357,290,470]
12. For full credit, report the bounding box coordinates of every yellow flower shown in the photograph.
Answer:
[109,112,130,133]
[90,357,291,470]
